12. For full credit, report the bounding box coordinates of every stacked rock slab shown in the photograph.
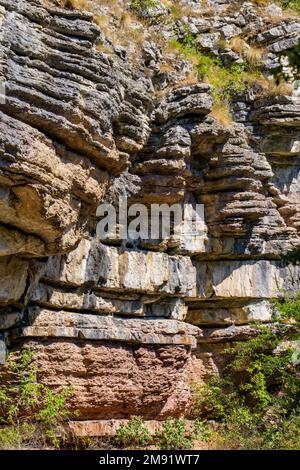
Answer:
[0,0,300,431]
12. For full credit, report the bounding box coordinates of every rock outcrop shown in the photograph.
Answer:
[0,0,299,432]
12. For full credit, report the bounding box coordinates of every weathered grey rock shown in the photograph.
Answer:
[31,283,145,317]
[186,17,210,34]
[195,260,300,299]
[0,111,109,254]
[154,84,212,124]
[253,97,300,126]
[146,298,188,321]
[219,49,244,67]
[255,20,300,54]
[195,32,221,51]
[0,0,300,428]
[199,323,291,343]
[261,133,300,156]
[266,4,283,17]
[0,256,28,304]
[0,225,45,257]
[0,309,23,329]
[42,239,197,296]
[220,24,242,39]
[13,308,201,348]
[186,300,273,325]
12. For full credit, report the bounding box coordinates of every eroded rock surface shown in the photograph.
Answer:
[0,0,300,428]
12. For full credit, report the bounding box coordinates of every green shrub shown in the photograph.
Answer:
[282,247,300,265]
[0,426,22,450]
[113,416,151,448]
[192,292,300,450]
[261,411,300,450]
[131,0,158,13]
[274,293,300,323]
[279,0,300,14]
[167,36,264,123]
[193,419,212,443]
[0,347,77,449]
[154,418,194,450]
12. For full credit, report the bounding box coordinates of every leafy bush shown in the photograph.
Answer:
[193,419,212,443]
[282,247,300,265]
[131,0,158,13]
[0,347,77,449]
[154,418,194,450]
[274,293,300,323]
[113,416,151,448]
[192,291,300,450]
[279,0,300,14]
[167,36,265,125]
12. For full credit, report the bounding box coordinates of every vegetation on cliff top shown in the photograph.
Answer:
[53,0,298,128]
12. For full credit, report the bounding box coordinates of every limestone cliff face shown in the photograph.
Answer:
[0,0,300,431]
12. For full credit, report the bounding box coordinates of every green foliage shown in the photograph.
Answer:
[168,36,262,117]
[154,418,194,450]
[193,418,213,443]
[282,247,300,265]
[113,416,151,448]
[0,425,22,450]
[0,348,40,424]
[192,299,300,450]
[192,375,237,420]
[260,410,300,450]
[113,416,212,450]
[131,0,158,13]
[274,293,300,323]
[0,347,76,449]
[279,0,300,14]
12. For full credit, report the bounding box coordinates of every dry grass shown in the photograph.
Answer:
[244,46,266,66]
[95,42,113,56]
[93,14,110,29]
[120,12,133,28]
[254,78,293,97]
[161,0,200,18]
[57,0,89,9]
[210,103,233,128]
[264,8,299,24]
[252,0,269,6]
[109,31,143,49]
[46,0,146,60]
[159,62,174,73]
[174,68,199,87]
[229,37,266,66]
[162,39,182,56]
[229,37,248,54]
[201,0,216,17]
[88,3,146,56]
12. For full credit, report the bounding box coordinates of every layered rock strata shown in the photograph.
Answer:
[0,0,299,430]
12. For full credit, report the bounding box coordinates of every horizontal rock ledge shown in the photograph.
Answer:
[198,323,293,343]
[10,308,200,348]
